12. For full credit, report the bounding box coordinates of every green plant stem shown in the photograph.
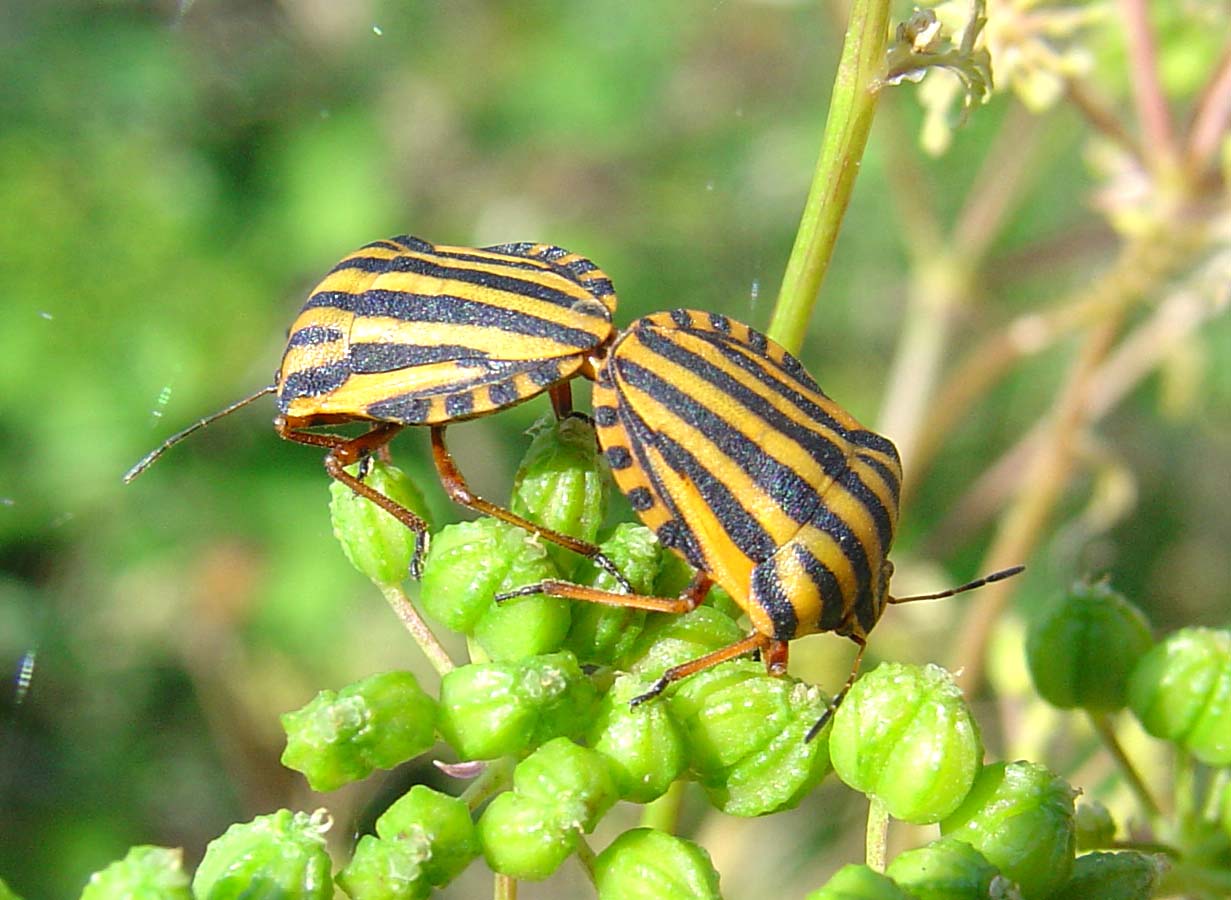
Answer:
[1175,749,1196,833]
[640,779,686,834]
[1087,712,1163,820]
[575,836,598,886]
[461,757,514,811]
[768,0,891,354]
[865,794,890,873]
[379,582,457,676]
[1202,769,1229,822]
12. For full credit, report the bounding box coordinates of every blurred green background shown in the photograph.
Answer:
[2,1,1228,897]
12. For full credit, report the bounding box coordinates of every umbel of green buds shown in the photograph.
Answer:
[1128,626,1231,766]
[336,786,480,900]
[329,461,429,586]
[193,809,333,900]
[79,846,192,900]
[594,828,723,900]
[280,671,437,792]
[478,739,619,881]
[1026,580,1153,712]
[941,761,1077,900]
[436,651,598,761]
[829,663,983,824]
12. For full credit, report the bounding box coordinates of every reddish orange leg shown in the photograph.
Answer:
[631,632,788,707]
[548,382,574,418]
[276,417,430,578]
[431,425,632,592]
[804,637,868,743]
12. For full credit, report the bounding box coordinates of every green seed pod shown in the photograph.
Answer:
[804,864,919,900]
[829,663,983,824]
[1128,627,1231,765]
[666,660,831,816]
[1074,800,1117,850]
[1045,851,1165,900]
[514,737,619,832]
[280,671,437,792]
[594,828,722,900]
[620,606,746,678]
[329,461,429,586]
[79,846,192,900]
[565,523,659,666]
[419,517,570,660]
[436,651,598,760]
[375,786,479,886]
[511,415,609,576]
[477,792,578,881]
[940,761,1077,900]
[1026,580,1153,712]
[335,836,430,900]
[885,838,1011,900]
[193,809,333,900]
[589,673,689,803]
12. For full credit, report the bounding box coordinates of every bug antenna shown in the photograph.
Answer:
[889,564,1025,605]
[122,385,277,484]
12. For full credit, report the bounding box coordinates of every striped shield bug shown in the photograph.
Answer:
[499,309,1022,736]
[124,234,626,582]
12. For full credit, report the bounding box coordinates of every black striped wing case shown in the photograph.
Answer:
[592,309,903,643]
[276,236,617,425]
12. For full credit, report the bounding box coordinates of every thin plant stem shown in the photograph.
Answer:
[769,0,891,353]
[379,582,457,676]
[461,757,514,811]
[865,794,891,873]
[1064,79,1142,162]
[1118,0,1178,170]
[1087,712,1163,820]
[575,836,598,886]
[1203,769,1230,823]
[1187,42,1231,174]
[640,779,687,834]
[495,873,517,900]
[1175,749,1196,832]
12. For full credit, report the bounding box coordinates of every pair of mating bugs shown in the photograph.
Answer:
[126,235,1020,738]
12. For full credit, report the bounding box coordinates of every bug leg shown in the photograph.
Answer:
[548,382,574,418]
[431,426,633,591]
[804,637,868,743]
[277,418,431,578]
[629,631,774,707]
[496,570,711,612]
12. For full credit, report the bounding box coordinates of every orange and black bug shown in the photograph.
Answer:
[124,234,626,582]
[500,309,1022,736]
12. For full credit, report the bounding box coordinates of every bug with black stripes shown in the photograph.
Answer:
[124,234,627,582]
[500,308,1022,737]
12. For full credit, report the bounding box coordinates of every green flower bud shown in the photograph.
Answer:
[477,792,577,881]
[511,415,609,576]
[885,838,1010,900]
[80,846,191,900]
[193,809,333,900]
[1128,627,1231,765]
[330,461,429,586]
[829,663,982,824]
[375,786,479,886]
[419,518,570,660]
[940,761,1077,900]
[514,737,619,832]
[805,864,919,900]
[1046,851,1165,900]
[1026,580,1153,712]
[1074,800,1117,850]
[589,673,688,802]
[436,651,598,760]
[565,524,660,666]
[667,660,831,816]
[281,671,437,792]
[335,836,430,900]
[621,606,746,678]
[594,828,722,900]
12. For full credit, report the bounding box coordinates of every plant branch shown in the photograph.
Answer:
[1088,712,1163,820]
[769,0,891,354]
[1064,79,1142,162]
[379,583,458,676]
[1187,42,1231,174]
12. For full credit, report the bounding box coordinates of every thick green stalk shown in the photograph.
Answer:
[768,0,891,354]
